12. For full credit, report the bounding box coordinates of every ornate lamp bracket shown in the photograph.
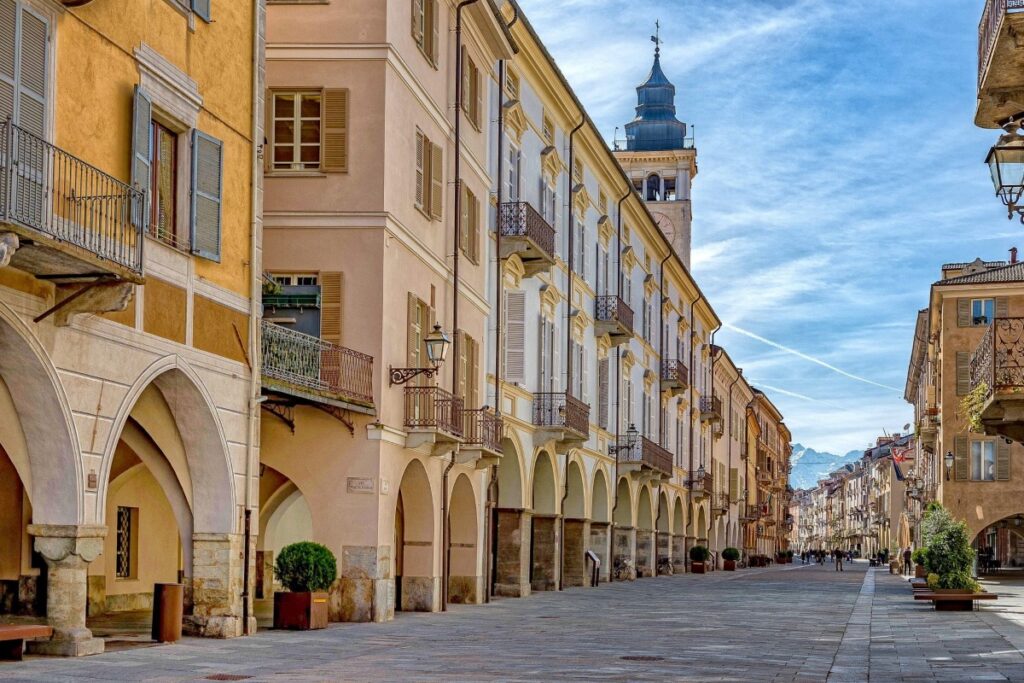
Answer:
[389,366,439,386]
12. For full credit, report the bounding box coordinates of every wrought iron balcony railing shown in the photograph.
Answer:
[261,321,374,407]
[404,386,464,437]
[532,391,589,438]
[615,435,673,477]
[0,121,145,277]
[979,0,1024,87]
[970,318,1024,401]
[462,408,502,454]
[594,295,634,335]
[687,471,713,497]
[498,201,556,262]
[699,396,722,421]
[660,359,688,389]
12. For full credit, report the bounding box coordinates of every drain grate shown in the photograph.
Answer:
[205,675,252,681]
[620,655,665,662]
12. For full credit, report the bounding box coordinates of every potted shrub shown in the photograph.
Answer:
[921,505,982,611]
[273,541,337,630]
[912,547,928,579]
[690,545,710,574]
[722,547,740,571]
[786,550,794,564]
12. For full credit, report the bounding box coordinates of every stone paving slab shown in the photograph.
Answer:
[0,562,1021,681]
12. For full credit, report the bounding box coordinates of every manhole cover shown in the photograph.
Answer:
[205,676,252,681]
[621,655,664,662]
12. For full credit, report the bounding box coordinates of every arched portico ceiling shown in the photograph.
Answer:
[672,496,684,535]
[592,469,610,523]
[532,450,557,516]
[636,486,654,531]
[656,491,669,533]
[564,459,585,520]
[613,477,632,526]
[497,437,524,509]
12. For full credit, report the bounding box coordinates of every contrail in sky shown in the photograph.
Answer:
[724,323,902,393]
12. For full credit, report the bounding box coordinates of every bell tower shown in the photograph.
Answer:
[613,23,697,269]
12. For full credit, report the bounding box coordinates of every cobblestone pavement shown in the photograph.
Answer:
[1,561,1023,682]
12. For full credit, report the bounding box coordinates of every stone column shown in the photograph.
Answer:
[612,526,637,580]
[530,515,559,591]
[25,524,105,657]
[334,545,392,622]
[588,522,611,583]
[189,533,246,638]
[494,508,531,597]
[561,519,590,587]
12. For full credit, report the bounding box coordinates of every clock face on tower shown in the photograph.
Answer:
[652,211,676,243]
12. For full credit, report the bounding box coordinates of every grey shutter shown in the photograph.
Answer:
[0,0,15,123]
[190,129,223,262]
[414,130,425,210]
[191,0,211,23]
[504,290,525,384]
[131,86,153,231]
[954,434,969,481]
[16,5,45,138]
[996,296,1009,320]
[955,351,970,396]
[957,299,970,327]
[996,440,1011,481]
[598,358,608,429]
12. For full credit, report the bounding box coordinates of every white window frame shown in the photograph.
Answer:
[971,298,995,327]
[971,440,996,481]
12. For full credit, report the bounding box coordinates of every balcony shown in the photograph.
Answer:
[969,317,1024,442]
[459,408,503,468]
[404,385,464,453]
[686,471,713,499]
[660,359,688,396]
[699,396,722,422]
[977,0,1024,127]
[498,201,556,277]
[0,122,145,320]
[261,321,375,415]
[712,492,729,516]
[532,391,590,451]
[617,435,673,481]
[594,295,633,345]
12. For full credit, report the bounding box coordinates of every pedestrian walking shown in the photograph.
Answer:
[834,548,844,572]
[902,547,912,576]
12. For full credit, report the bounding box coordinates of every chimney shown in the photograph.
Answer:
[1012,246,1018,264]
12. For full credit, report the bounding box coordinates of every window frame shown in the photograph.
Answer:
[115,505,139,581]
[971,298,995,327]
[270,90,323,174]
[970,439,997,481]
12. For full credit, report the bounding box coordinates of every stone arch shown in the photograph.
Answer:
[531,450,557,515]
[696,505,708,540]
[636,486,654,532]
[497,436,524,509]
[0,303,81,524]
[396,458,436,611]
[613,477,632,526]
[591,468,610,523]
[646,173,662,201]
[656,491,670,533]
[672,496,685,535]
[447,473,478,604]
[98,357,235,534]
[564,459,586,520]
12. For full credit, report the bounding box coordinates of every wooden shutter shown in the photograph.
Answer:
[598,358,608,429]
[429,0,439,65]
[0,0,15,124]
[321,88,349,173]
[131,86,153,230]
[954,434,969,481]
[955,351,970,396]
[996,296,1009,320]
[415,130,425,210]
[551,322,560,391]
[957,299,970,327]
[504,291,525,384]
[469,335,479,409]
[581,344,589,405]
[16,6,45,138]
[407,293,423,367]
[468,190,479,262]
[456,330,468,400]
[191,0,211,22]
[411,0,424,44]
[190,130,223,261]
[473,61,482,129]
[429,141,443,220]
[459,182,469,253]
[996,439,1011,481]
[537,315,548,389]
[320,272,342,344]
[730,468,738,500]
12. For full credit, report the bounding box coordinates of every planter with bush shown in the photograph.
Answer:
[722,547,740,571]
[273,542,337,630]
[690,545,710,574]
[917,504,989,611]
[912,547,928,578]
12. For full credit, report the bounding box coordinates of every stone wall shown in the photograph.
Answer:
[562,519,590,587]
[494,509,530,597]
[530,515,559,591]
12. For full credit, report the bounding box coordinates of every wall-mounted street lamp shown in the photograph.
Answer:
[986,119,1024,222]
[389,324,451,386]
[943,450,955,481]
[609,423,639,455]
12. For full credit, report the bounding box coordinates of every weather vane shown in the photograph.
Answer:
[651,20,662,57]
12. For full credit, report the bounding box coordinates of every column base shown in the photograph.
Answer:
[27,630,104,657]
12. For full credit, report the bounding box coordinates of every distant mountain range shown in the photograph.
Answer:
[789,444,864,490]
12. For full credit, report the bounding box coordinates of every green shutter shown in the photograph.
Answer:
[996,440,1011,481]
[191,0,211,23]
[955,351,970,396]
[131,86,153,232]
[190,130,223,262]
[954,434,969,482]
[957,299,970,327]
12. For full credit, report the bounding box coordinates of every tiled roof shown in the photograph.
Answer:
[941,260,1007,271]
[937,261,1024,285]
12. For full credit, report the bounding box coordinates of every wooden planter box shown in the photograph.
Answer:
[274,591,329,630]
[915,564,926,579]
[724,559,736,571]
[691,561,706,574]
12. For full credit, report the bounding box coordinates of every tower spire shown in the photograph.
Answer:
[651,20,662,58]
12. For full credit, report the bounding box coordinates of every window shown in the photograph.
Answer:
[598,190,608,214]
[459,183,480,263]
[415,129,443,220]
[407,294,433,371]
[540,177,556,227]
[664,177,676,201]
[573,158,583,186]
[972,298,994,326]
[271,274,318,286]
[149,121,179,247]
[646,174,662,201]
[456,330,479,407]
[412,0,439,66]
[542,115,554,145]
[971,440,996,481]
[269,89,349,174]
[0,1,47,135]
[115,506,138,580]
[504,69,520,100]
[461,49,482,129]
[506,143,521,202]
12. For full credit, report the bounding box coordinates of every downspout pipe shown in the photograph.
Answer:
[687,291,703,479]
[607,188,629,583]
[724,363,740,555]
[657,253,670,445]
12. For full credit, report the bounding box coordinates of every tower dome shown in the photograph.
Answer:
[624,37,688,152]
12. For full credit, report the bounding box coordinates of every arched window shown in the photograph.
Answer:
[646,174,662,201]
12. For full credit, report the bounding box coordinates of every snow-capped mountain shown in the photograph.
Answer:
[789,444,864,490]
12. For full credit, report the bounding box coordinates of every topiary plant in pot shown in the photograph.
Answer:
[722,547,740,571]
[273,542,337,630]
[689,545,710,574]
[912,547,928,578]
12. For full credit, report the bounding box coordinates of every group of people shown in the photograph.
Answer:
[799,549,855,571]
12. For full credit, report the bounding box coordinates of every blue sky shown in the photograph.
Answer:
[516,0,1011,454]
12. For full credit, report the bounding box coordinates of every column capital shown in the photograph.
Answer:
[27,524,107,565]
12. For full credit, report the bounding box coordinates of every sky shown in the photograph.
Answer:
[515,0,1009,455]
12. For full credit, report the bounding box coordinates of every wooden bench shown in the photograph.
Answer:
[913,592,998,611]
[0,625,52,661]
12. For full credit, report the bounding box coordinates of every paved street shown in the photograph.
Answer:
[1,561,1023,682]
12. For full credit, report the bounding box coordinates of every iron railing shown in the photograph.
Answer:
[261,321,374,406]
[700,396,722,419]
[595,295,634,332]
[0,121,145,274]
[687,472,713,496]
[615,435,673,477]
[971,317,1024,399]
[499,201,556,258]
[462,408,502,453]
[404,386,464,437]
[979,0,1024,87]
[660,359,688,387]
[713,492,730,514]
[532,391,589,437]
